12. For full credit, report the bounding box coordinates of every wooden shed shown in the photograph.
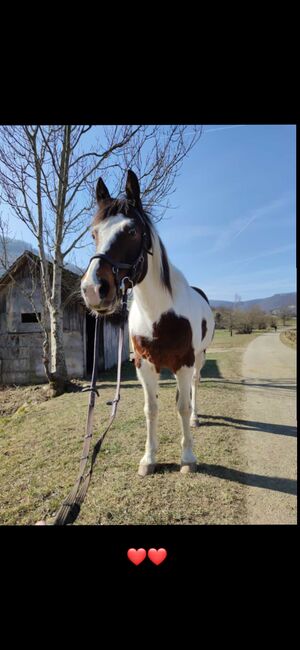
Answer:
[0,250,129,385]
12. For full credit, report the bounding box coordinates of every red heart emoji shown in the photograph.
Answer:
[127,548,147,565]
[148,548,167,565]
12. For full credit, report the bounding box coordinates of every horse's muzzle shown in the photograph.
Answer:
[82,283,101,307]
[81,284,119,315]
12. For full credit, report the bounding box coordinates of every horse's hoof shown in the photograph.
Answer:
[180,462,197,474]
[190,418,200,427]
[138,463,156,477]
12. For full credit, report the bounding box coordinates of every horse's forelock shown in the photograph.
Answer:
[93,197,138,226]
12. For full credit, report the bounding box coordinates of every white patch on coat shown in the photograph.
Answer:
[82,214,134,288]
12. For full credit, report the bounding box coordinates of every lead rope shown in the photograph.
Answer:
[51,292,128,526]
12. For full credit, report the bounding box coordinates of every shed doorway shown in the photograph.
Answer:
[85,313,104,376]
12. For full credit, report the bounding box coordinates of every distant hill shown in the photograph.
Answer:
[210,293,297,314]
[0,238,83,277]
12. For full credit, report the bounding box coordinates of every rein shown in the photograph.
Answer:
[52,290,128,526]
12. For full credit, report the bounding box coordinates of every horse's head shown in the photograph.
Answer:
[81,170,152,315]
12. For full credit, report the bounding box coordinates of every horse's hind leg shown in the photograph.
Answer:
[176,365,197,473]
[190,351,206,427]
[136,359,159,477]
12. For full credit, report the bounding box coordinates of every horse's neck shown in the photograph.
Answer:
[132,255,174,323]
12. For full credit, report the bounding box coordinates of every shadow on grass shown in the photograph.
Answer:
[154,462,296,495]
[160,360,222,380]
[155,463,181,473]
[214,378,296,390]
[201,360,223,379]
[198,463,297,496]
[199,414,297,438]
[88,359,222,389]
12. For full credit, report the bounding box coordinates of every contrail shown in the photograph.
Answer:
[204,125,246,134]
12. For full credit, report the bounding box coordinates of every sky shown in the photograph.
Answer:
[3,124,296,301]
[156,124,296,301]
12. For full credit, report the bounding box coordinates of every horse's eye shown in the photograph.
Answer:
[92,232,95,240]
[129,227,137,237]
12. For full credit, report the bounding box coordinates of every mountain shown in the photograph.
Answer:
[0,238,83,277]
[210,293,297,314]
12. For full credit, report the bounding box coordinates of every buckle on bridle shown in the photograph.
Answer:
[120,276,134,295]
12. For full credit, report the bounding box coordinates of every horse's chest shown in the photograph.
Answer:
[132,311,195,373]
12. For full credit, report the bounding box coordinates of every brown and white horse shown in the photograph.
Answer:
[81,170,215,476]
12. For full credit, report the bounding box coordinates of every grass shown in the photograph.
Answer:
[0,329,261,526]
[203,329,260,379]
[280,329,297,350]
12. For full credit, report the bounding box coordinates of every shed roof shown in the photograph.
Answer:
[0,238,83,280]
[0,249,82,295]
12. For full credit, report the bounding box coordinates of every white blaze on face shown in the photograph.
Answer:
[82,214,134,287]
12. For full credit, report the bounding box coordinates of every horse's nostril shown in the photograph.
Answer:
[99,278,109,299]
[82,287,87,294]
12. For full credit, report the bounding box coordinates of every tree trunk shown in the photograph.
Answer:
[49,306,68,396]
[47,253,69,396]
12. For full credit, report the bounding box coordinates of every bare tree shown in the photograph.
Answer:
[278,306,290,327]
[104,125,202,218]
[0,125,202,395]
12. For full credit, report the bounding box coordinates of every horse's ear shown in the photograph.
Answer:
[96,178,111,203]
[125,170,142,207]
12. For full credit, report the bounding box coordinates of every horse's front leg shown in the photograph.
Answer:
[136,358,159,477]
[176,365,197,473]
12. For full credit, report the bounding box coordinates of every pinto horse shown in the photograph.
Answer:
[81,170,215,476]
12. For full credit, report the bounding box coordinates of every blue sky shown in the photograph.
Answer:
[157,124,296,300]
[5,124,296,301]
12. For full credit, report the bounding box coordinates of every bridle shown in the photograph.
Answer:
[49,205,152,526]
[87,205,153,298]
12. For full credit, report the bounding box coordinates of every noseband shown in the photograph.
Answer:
[87,206,152,297]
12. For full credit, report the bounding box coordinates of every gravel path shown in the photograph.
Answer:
[241,332,297,524]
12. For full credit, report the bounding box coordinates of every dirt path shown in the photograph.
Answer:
[241,332,297,524]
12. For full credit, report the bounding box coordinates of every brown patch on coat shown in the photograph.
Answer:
[134,351,142,368]
[201,319,207,341]
[92,198,115,226]
[132,310,195,373]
